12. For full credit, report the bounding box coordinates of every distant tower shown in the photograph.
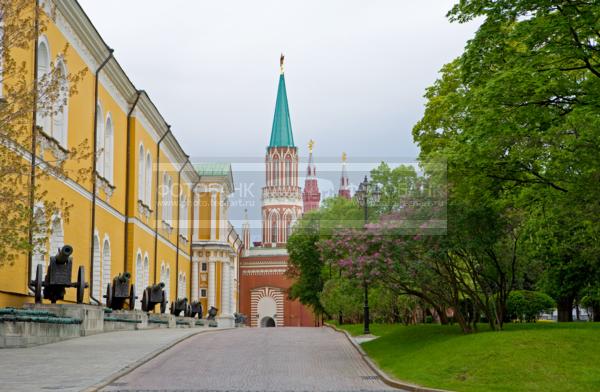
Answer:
[262,54,302,246]
[302,140,321,213]
[338,152,351,199]
[242,209,250,251]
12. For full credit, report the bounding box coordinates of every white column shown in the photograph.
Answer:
[230,261,235,314]
[210,191,217,240]
[208,257,216,308]
[192,190,198,240]
[221,260,231,315]
[191,255,199,301]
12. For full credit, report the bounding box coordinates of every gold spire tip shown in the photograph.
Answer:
[308,139,315,153]
[280,53,285,74]
[342,152,347,162]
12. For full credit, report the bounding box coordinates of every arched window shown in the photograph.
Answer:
[271,213,278,244]
[102,238,111,303]
[135,252,143,309]
[138,144,145,202]
[92,234,101,300]
[49,216,64,258]
[165,266,171,304]
[53,59,68,147]
[145,153,152,204]
[273,157,279,186]
[285,157,291,186]
[104,115,114,183]
[162,173,172,223]
[96,104,105,176]
[31,205,47,279]
[179,194,188,236]
[36,37,51,133]
[143,255,149,289]
[284,212,292,242]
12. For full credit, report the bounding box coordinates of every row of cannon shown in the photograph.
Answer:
[29,245,211,318]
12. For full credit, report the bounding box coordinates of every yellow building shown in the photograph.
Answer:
[0,0,240,317]
[192,164,242,325]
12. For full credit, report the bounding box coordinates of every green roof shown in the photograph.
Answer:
[269,74,295,147]
[194,163,231,177]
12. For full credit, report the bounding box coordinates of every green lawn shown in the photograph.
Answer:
[334,322,600,392]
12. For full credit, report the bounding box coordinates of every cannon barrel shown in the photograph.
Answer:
[116,272,131,282]
[54,245,73,264]
[149,282,165,290]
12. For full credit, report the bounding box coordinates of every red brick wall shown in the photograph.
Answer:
[239,254,317,327]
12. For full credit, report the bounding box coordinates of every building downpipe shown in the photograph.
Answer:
[89,49,114,305]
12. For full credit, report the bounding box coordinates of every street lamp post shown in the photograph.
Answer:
[355,175,380,335]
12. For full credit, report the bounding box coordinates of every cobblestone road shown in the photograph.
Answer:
[103,327,399,392]
[0,328,204,392]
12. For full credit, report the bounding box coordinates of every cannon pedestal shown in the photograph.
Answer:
[216,314,235,328]
[24,304,104,336]
[148,313,175,328]
[175,316,197,328]
[104,310,148,331]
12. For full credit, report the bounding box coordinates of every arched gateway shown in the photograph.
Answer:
[260,317,276,327]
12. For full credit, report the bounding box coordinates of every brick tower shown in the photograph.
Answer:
[261,55,303,246]
[239,55,317,327]
[302,140,321,213]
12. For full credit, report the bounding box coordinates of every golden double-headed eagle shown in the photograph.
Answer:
[308,139,315,153]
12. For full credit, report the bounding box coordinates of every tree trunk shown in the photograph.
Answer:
[593,305,600,322]
[338,312,343,325]
[557,298,573,322]
[438,310,449,325]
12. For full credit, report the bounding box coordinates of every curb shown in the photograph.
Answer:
[325,323,451,392]
[83,327,233,392]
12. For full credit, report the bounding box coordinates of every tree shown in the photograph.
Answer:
[0,1,88,266]
[287,211,325,315]
[413,1,600,322]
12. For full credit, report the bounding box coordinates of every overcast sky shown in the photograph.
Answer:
[78,0,479,162]
[78,1,479,236]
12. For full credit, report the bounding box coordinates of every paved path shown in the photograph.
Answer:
[0,328,208,392]
[103,327,398,391]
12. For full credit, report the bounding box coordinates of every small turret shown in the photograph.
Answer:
[338,152,351,199]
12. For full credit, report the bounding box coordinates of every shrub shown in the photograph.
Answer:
[507,290,555,322]
[425,315,433,324]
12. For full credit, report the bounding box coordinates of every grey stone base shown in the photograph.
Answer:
[175,316,197,328]
[24,303,104,336]
[107,310,148,330]
[216,315,235,328]
[148,313,176,328]
[0,320,81,348]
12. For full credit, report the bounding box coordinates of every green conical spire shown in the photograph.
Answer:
[269,55,295,148]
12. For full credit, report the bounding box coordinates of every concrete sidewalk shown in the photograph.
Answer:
[0,327,215,391]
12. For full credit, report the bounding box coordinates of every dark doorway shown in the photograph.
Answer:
[260,316,276,327]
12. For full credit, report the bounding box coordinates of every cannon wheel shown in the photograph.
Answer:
[105,283,113,309]
[160,291,167,314]
[33,264,43,304]
[170,301,174,315]
[185,304,192,318]
[76,266,85,304]
[128,284,136,311]
[141,288,149,312]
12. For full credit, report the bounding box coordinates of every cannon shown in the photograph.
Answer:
[206,306,218,320]
[170,297,188,316]
[188,300,203,318]
[29,245,88,304]
[141,282,167,313]
[234,312,247,325]
[104,272,137,311]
